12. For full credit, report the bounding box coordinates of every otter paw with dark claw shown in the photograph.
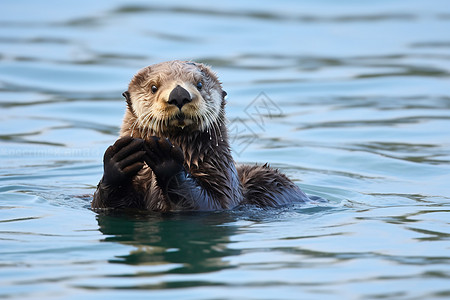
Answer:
[144,136,185,190]
[102,136,146,187]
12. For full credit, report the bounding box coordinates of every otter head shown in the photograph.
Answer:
[123,60,227,137]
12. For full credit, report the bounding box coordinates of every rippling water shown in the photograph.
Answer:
[1,0,450,299]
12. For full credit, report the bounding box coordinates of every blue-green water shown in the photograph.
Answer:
[1,0,450,299]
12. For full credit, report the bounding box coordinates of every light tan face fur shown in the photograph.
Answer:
[127,61,223,136]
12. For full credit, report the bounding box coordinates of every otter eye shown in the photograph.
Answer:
[196,81,203,90]
[151,85,158,94]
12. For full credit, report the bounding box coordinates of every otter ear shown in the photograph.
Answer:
[123,91,137,117]
[122,90,130,101]
[222,90,227,99]
[122,91,131,108]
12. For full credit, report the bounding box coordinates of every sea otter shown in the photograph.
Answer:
[92,60,309,211]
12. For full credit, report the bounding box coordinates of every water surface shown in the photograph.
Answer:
[1,0,450,299]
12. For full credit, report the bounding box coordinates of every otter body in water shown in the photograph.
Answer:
[92,60,309,211]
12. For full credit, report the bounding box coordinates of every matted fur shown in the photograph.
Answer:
[92,60,309,211]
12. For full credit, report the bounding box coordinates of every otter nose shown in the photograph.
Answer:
[168,85,192,110]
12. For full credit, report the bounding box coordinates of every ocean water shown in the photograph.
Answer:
[1,0,450,299]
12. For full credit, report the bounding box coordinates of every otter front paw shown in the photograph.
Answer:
[102,136,146,187]
[144,136,185,191]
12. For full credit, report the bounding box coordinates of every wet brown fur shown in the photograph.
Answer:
[92,60,308,211]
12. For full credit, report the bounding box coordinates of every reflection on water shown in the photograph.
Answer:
[1,0,450,299]
[97,211,240,275]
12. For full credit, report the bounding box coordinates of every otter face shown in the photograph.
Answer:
[125,60,226,136]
